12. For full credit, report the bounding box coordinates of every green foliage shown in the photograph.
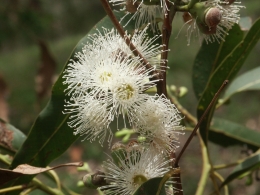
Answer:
[209,118,260,151]
[220,66,260,105]
[221,151,260,187]
[0,1,260,195]
[196,18,260,145]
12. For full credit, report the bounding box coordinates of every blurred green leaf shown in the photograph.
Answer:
[197,18,260,145]
[192,24,244,99]
[8,11,138,188]
[209,118,260,151]
[220,151,260,187]
[0,119,26,154]
[219,66,260,106]
[133,177,166,195]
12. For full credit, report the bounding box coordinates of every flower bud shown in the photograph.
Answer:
[82,171,107,189]
[205,7,222,27]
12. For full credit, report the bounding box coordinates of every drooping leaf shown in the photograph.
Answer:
[209,118,260,151]
[219,66,260,105]
[192,24,244,99]
[197,18,260,145]
[0,119,26,154]
[0,162,83,186]
[8,11,160,190]
[220,151,260,187]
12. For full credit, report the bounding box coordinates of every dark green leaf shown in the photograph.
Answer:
[220,151,260,187]
[219,66,260,105]
[8,11,138,188]
[133,177,166,195]
[0,119,26,154]
[192,24,244,99]
[197,18,260,145]
[209,118,260,151]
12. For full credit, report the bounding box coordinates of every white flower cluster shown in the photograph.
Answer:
[63,27,183,154]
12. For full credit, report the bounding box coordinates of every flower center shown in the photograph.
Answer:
[116,83,135,100]
[133,174,148,186]
[99,71,112,84]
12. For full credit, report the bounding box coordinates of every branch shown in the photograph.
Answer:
[99,0,160,79]
[174,80,229,166]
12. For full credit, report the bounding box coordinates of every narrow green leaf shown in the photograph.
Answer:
[192,24,244,99]
[197,18,260,145]
[220,151,260,187]
[209,118,260,151]
[133,177,166,195]
[8,11,138,188]
[219,66,260,105]
[0,119,26,154]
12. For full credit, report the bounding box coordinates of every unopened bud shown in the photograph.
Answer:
[126,0,139,13]
[178,86,188,97]
[82,171,107,189]
[205,7,222,27]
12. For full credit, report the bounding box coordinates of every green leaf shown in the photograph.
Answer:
[219,66,260,105]
[133,177,166,195]
[197,18,260,145]
[220,151,260,187]
[192,24,244,99]
[209,118,260,151]
[8,11,138,188]
[0,119,26,154]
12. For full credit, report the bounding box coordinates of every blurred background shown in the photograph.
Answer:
[0,0,259,194]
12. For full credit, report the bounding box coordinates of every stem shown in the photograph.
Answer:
[195,131,211,195]
[213,161,241,170]
[158,0,174,96]
[0,185,28,194]
[0,154,12,165]
[211,172,229,195]
[99,0,160,79]
[32,179,62,195]
[174,80,228,166]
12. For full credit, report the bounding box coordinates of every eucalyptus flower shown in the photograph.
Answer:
[133,94,184,153]
[99,148,174,195]
[64,95,113,145]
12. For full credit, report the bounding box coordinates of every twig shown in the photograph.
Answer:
[158,0,177,96]
[195,131,211,195]
[174,80,229,166]
[99,0,160,79]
